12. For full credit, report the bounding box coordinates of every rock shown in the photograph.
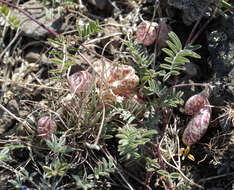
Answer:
[87,0,108,10]
[168,0,213,25]
[101,18,121,53]
[207,14,234,108]
[223,15,234,40]
[208,30,234,77]
[12,0,63,39]
[0,100,19,135]
[24,46,49,64]
[184,62,199,78]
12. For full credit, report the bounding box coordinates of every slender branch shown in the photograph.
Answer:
[185,2,210,45]
[0,104,34,134]
[173,82,210,88]
[159,133,204,189]
[187,4,218,45]
[199,172,234,183]
[188,9,216,45]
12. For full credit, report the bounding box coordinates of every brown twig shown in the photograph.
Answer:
[173,82,210,88]
[199,172,234,183]
[186,5,218,45]
[0,104,34,134]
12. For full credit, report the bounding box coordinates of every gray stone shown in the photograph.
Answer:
[87,0,108,10]
[168,0,214,25]
[12,0,63,39]
[207,15,234,107]
[0,100,19,135]
[207,23,234,78]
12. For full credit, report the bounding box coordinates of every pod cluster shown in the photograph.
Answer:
[182,92,212,146]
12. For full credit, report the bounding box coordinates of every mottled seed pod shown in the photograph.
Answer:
[110,65,139,93]
[136,21,158,46]
[93,60,139,93]
[184,94,209,115]
[182,92,211,146]
[37,116,57,139]
[93,60,112,83]
[182,107,211,146]
[68,71,92,94]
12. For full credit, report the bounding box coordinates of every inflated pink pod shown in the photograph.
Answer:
[184,94,209,115]
[182,106,211,146]
[93,60,139,93]
[37,116,57,140]
[68,71,92,94]
[136,21,158,46]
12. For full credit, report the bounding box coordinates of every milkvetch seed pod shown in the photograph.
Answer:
[136,21,158,46]
[182,106,211,146]
[93,60,139,94]
[68,71,92,94]
[110,65,139,93]
[37,116,57,139]
[92,60,112,84]
[184,94,209,115]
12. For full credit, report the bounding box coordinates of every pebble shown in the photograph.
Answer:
[87,0,108,10]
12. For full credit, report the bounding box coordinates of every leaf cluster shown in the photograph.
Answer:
[145,79,184,108]
[116,125,157,161]
[73,157,116,190]
[145,157,181,189]
[217,0,234,17]
[48,20,101,74]
[43,158,69,178]
[77,20,101,40]
[124,39,156,80]
[45,134,71,153]
[161,32,201,81]
[0,4,20,29]
[42,0,74,19]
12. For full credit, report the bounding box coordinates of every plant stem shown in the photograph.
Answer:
[187,4,218,45]
[173,83,209,88]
